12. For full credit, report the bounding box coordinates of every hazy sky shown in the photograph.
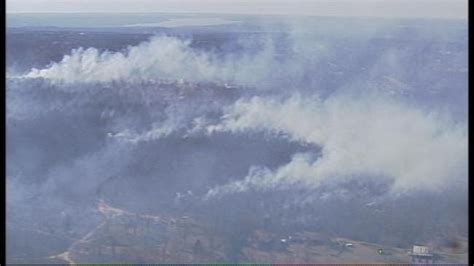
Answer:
[6,0,467,19]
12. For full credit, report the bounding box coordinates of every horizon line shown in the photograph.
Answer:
[6,11,467,21]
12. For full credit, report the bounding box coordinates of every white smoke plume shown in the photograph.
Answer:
[206,93,467,198]
[24,35,280,86]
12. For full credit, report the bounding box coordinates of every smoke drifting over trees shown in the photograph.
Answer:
[6,14,467,263]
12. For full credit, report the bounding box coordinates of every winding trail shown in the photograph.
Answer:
[48,198,169,264]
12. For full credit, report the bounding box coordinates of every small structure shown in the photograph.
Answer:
[278,238,289,251]
[193,239,204,254]
[409,245,436,263]
[345,243,353,248]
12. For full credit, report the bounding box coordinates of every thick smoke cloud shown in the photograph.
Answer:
[17,27,468,201]
[26,36,220,83]
[206,93,467,197]
[24,35,285,87]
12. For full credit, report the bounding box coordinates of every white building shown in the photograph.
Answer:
[410,245,436,263]
[412,245,431,255]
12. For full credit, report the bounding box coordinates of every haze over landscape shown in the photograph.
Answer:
[6,0,468,263]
